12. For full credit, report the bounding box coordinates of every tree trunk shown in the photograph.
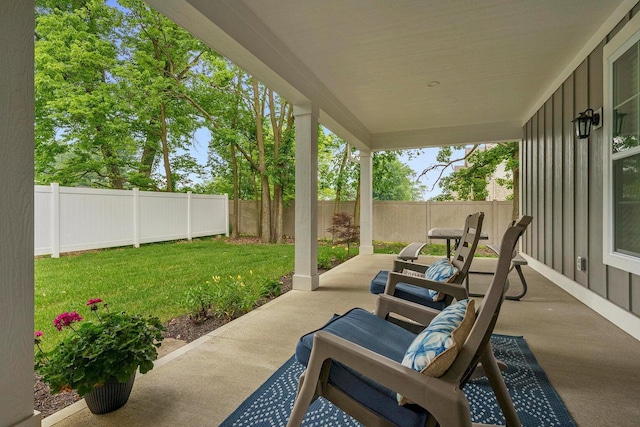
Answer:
[268,90,292,244]
[252,78,271,243]
[138,118,159,190]
[95,123,123,189]
[100,144,124,189]
[334,144,349,216]
[231,143,239,238]
[353,168,361,227]
[139,141,157,182]
[272,185,283,243]
[159,102,172,191]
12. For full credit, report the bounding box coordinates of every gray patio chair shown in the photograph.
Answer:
[370,212,485,313]
[287,216,533,427]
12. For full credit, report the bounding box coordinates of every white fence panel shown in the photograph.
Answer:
[138,191,189,244]
[34,184,229,257]
[59,187,134,253]
[192,194,228,237]
[34,185,53,256]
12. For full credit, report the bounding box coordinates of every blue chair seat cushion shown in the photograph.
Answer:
[295,308,429,426]
[370,270,447,311]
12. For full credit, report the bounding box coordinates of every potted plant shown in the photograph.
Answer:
[35,298,165,414]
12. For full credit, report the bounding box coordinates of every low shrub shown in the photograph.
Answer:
[318,247,334,270]
[261,278,281,298]
[181,272,284,324]
[179,285,213,324]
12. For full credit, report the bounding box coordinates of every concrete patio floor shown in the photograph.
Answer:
[44,255,640,427]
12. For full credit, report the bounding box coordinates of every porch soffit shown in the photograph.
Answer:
[147,0,627,151]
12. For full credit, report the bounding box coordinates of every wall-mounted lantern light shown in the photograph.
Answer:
[572,108,601,139]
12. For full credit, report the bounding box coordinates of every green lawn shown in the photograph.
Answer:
[34,238,486,351]
[35,238,295,351]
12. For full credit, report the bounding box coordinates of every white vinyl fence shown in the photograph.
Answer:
[35,184,228,257]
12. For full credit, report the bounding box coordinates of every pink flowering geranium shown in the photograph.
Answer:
[35,298,165,396]
[53,311,83,331]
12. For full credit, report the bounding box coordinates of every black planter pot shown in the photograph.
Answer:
[84,375,135,414]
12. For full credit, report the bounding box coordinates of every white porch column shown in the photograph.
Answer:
[1,2,40,426]
[293,103,319,290]
[359,150,374,254]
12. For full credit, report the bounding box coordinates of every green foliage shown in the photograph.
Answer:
[317,243,357,269]
[317,132,358,201]
[372,151,425,200]
[35,0,134,188]
[34,0,239,191]
[317,136,424,201]
[317,249,334,270]
[436,142,518,201]
[35,301,165,396]
[261,278,282,298]
[180,272,283,322]
[179,285,213,324]
[209,274,262,318]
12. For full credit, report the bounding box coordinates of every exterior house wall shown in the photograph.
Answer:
[521,8,640,318]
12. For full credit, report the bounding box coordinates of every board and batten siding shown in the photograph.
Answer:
[521,10,640,317]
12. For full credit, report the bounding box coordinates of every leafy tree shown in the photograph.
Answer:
[35,0,133,188]
[372,151,424,201]
[317,140,423,202]
[317,131,358,202]
[201,69,295,243]
[421,142,519,218]
[35,0,230,191]
[118,0,213,191]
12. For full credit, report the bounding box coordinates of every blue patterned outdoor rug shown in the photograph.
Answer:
[220,334,575,427]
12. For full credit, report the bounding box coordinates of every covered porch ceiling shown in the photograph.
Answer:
[147,0,628,151]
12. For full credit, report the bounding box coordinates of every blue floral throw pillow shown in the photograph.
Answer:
[424,259,459,301]
[397,298,476,405]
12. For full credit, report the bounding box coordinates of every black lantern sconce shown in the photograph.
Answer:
[572,108,601,139]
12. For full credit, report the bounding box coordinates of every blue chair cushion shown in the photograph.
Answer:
[370,270,447,311]
[295,308,429,427]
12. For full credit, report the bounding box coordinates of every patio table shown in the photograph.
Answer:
[428,227,528,301]
[427,227,489,260]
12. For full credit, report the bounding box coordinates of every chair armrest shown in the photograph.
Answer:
[393,259,429,273]
[308,331,471,425]
[374,294,440,326]
[385,271,469,302]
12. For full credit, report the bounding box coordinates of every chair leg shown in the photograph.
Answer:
[479,345,521,427]
[504,265,528,301]
[287,360,329,427]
